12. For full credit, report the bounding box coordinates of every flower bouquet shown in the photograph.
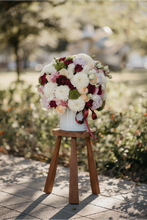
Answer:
[37,53,112,134]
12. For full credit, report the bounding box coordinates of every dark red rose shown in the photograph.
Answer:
[67,80,75,90]
[59,57,66,61]
[92,111,97,120]
[85,99,93,109]
[75,64,83,72]
[50,101,57,108]
[56,75,68,86]
[87,84,95,94]
[56,75,75,89]
[64,59,73,65]
[40,73,47,85]
[98,85,102,95]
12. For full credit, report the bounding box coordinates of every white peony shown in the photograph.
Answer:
[40,63,56,76]
[76,53,93,63]
[44,82,57,101]
[55,85,70,101]
[71,72,89,89]
[68,96,85,112]
[68,63,75,79]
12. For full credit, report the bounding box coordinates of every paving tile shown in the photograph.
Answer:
[8,214,40,220]
[59,201,107,218]
[70,216,92,220]
[0,206,21,219]
[41,193,69,208]
[0,193,30,206]
[26,203,66,219]
[86,209,129,220]
[1,154,147,220]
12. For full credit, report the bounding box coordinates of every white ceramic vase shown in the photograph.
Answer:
[60,108,87,131]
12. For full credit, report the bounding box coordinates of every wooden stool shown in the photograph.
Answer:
[44,128,100,204]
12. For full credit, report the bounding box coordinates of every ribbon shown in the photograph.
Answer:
[75,109,99,140]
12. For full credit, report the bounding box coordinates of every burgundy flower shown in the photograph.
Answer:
[85,99,93,109]
[56,75,75,89]
[67,80,75,90]
[50,101,57,108]
[59,57,66,61]
[56,75,67,86]
[87,84,95,94]
[75,64,83,72]
[40,73,47,85]
[98,85,102,95]
[64,59,73,65]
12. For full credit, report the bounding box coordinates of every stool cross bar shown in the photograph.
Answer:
[44,128,100,204]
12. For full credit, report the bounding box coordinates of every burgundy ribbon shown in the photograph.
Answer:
[75,109,99,140]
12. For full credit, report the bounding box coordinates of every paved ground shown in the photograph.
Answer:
[0,154,147,220]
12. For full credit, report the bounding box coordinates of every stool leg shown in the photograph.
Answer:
[86,137,100,195]
[44,136,62,194]
[69,137,79,204]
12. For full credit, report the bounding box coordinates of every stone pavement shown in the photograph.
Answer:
[0,154,147,220]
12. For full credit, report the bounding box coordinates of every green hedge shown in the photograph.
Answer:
[0,80,147,183]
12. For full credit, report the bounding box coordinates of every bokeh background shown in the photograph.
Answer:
[0,0,147,184]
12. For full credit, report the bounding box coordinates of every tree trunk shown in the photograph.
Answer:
[14,44,20,81]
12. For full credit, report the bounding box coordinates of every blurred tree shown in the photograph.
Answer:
[0,3,40,79]
[0,1,68,80]
[0,0,67,12]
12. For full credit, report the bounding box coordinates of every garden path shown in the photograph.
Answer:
[0,154,147,220]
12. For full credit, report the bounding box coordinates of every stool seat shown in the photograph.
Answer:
[44,128,100,204]
[52,128,96,137]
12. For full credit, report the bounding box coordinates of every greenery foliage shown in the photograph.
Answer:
[0,80,147,183]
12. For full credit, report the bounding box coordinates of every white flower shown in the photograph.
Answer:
[76,53,93,63]
[68,97,85,112]
[60,68,68,77]
[102,89,107,101]
[40,63,56,76]
[89,69,97,75]
[89,73,95,80]
[68,63,75,79]
[91,95,102,110]
[55,85,70,101]
[92,94,99,101]
[99,71,107,90]
[71,72,89,89]
[40,95,50,109]
[83,65,90,74]
[44,82,57,101]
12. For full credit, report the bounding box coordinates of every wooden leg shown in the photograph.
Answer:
[69,137,79,204]
[44,136,62,194]
[86,137,100,195]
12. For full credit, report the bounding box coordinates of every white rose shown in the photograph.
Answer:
[60,68,68,77]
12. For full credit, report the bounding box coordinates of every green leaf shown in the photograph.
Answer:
[38,76,41,84]
[97,101,105,111]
